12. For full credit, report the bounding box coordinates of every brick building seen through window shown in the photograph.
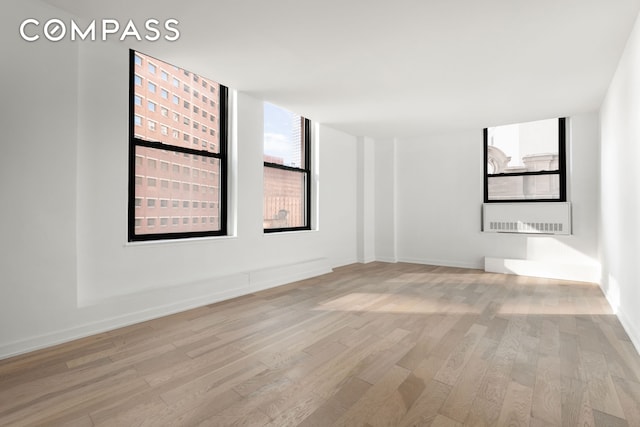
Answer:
[130,51,225,239]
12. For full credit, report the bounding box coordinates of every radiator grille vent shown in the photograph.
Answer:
[483,202,571,235]
[488,221,563,233]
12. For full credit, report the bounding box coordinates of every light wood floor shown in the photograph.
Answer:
[2,262,640,426]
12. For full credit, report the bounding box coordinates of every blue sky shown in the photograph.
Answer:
[264,102,300,167]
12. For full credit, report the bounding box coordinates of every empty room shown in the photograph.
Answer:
[3,0,640,425]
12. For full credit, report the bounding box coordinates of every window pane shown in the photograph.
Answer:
[133,51,221,154]
[487,174,560,200]
[134,146,222,234]
[263,102,304,168]
[486,118,559,173]
[263,168,306,229]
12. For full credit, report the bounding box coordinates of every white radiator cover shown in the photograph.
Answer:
[482,202,571,235]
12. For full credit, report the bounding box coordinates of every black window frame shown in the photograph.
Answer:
[483,117,567,203]
[128,49,229,242]
[263,116,312,233]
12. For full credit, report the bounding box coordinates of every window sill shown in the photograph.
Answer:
[124,234,237,247]
[263,228,317,236]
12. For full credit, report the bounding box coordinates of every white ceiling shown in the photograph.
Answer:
[43,0,640,138]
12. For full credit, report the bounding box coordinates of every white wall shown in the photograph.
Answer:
[393,113,600,274]
[599,12,640,349]
[374,139,397,262]
[0,0,358,358]
[356,136,376,263]
[1,0,80,356]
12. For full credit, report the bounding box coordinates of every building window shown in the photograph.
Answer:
[129,50,228,241]
[263,102,311,232]
[484,117,566,202]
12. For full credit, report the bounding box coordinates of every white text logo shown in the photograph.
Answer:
[19,19,180,42]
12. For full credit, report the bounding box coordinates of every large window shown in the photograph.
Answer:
[129,50,228,241]
[263,102,311,232]
[484,117,566,202]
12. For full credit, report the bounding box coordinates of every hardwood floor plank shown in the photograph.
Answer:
[439,337,498,423]
[1,262,640,426]
[611,376,640,422]
[581,350,626,419]
[592,409,629,427]
[332,365,410,426]
[561,377,595,427]
[433,323,488,386]
[464,396,502,427]
[532,355,562,425]
[397,378,451,427]
[495,380,534,427]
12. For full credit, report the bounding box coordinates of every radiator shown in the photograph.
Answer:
[482,202,571,235]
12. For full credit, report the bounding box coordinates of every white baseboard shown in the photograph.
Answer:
[0,258,332,360]
[249,258,333,293]
[333,257,358,268]
[375,256,398,263]
[602,288,640,356]
[614,306,640,356]
[398,257,483,270]
[484,257,600,283]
